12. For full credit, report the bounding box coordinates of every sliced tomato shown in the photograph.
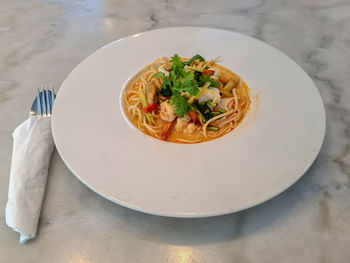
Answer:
[202,70,215,76]
[143,103,157,113]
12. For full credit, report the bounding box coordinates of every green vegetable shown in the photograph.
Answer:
[199,74,220,87]
[211,111,221,116]
[159,75,173,97]
[145,113,154,125]
[154,72,165,79]
[153,54,220,118]
[207,126,219,131]
[157,55,200,116]
[207,101,216,108]
[193,100,213,122]
[218,108,226,114]
[168,69,199,97]
[189,105,197,111]
[190,104,207,123]
[138,90,148,108]
[181,74,199,96]
[170,94,188,118]
[188,81,210,104]
[159,85,172,97]
[139,89,154,124]
[185,54,205,66]
[170,54,186,77]
[194,71,202,82]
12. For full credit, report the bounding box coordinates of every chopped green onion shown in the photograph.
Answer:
[190,104,207,123]
[138,90,148,108]
[218,108,226,114]
[207,101,216,108]
[145,113,154,125]
[212,111,220,116]
[207,126,219,131]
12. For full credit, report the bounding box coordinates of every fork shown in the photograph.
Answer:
[30,86,56,116]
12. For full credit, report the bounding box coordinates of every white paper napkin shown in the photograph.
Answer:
[6,115,54,244]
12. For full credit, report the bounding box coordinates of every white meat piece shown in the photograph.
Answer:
[198,87,221,104]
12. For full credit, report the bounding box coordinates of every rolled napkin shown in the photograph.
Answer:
[6,115,54,244]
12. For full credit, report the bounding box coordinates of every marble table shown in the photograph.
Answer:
[1,0,349,262]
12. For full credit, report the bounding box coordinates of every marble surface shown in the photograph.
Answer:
[1,0,349,262]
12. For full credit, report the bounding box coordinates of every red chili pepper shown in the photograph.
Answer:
[213,107,218,112]
[188,111,198,123]
[144,103,157,113]
[202,70,215,76]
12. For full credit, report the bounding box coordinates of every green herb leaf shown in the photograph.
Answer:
[170,54,186,77]
[170,54,182,65]
[181,74,199,96]
[159,85,172,97]
[154,72,165,78]
[199,74,220,87]
[194,71,202,82]
[159,76,173,97]
[157,54,218,118]
[170,94,188,118]
[194,100,213,121]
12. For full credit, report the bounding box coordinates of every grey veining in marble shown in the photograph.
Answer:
[1,0,350,262]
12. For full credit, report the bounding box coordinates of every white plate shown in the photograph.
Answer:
[52,27,325,217]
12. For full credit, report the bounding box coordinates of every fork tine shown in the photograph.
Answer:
[36,88,42,116]
[45,88,51,115]
[51,85,55,107]
[41,86,47,116]
[51,85,55,114]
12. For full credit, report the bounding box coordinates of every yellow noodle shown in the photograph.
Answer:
[175,138,201,143]
[203,110,234,138]
[123,57,250,143]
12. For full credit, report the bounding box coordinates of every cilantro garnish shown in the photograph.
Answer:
[170,94,188,118]
[181,74,199,96]
[199,74,220,87]
[154,72,165,79]
[154,54,219,118]
[170,54,186,77]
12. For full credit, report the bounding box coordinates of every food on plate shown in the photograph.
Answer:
[123,54,250,143]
